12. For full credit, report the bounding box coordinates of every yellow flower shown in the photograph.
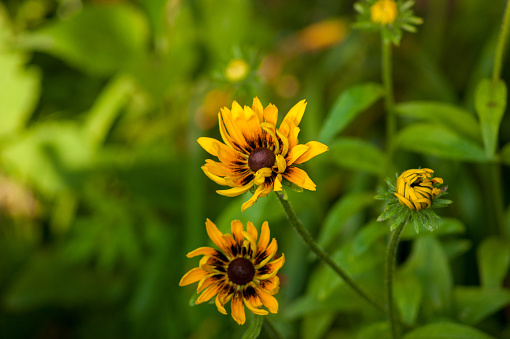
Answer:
[394,168,444,211]
[198,98,328,211]
[370,0,398,25]
[225,59,250,82]
[179,219,284,325]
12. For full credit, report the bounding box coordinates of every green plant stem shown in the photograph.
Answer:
[382,37,396,153]
[275,192,386,313]
[386,221,406,339]
[492,0,510,84]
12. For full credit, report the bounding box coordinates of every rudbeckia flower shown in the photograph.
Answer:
[370,0,398,25]
[198,98,328,211]
[394,168,443,211]
[179,219,284,325]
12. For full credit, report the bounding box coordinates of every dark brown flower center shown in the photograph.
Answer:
[227,257,255,285]
[248,147,275,172]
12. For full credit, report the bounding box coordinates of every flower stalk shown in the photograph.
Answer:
[385,220,406,339]
[492,0,510,85]
[382,36,396,155]
[275,191,387,313]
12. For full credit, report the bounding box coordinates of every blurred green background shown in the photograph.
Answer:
[0,0,510,338]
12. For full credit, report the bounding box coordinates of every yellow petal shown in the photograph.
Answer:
[242,231,258,255]
[257,221,270,254]
[241,185,265,212]
[280,99,306,134]
[187,247,217,258]
[247,221,258,243]
[263,103,278,126]
[252,97,264,122]
[284,167,316,191]
[231,293,246,325]
[293,141,329,164]
[255,288,279,314]
[274,174,283,191]
[288,144,310,165]
[243,294,268,315]
[231,220,244,245]
[179,267,208,286]
[217,184,253,197]
[201,166,228,186]
[196,283,221,304]
[394,193,415,210]
[256,239,278,267]
[206,219,228,252]
[197,137,222,157]
[215,293,228,315]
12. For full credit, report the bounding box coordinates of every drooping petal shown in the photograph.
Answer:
[201,166,228,185]
[243,285,268,315]
[179,267,209,286]
[274,174,283,191]
[217,184,253,197]
[241,185,265,212]
[293,141,329,164]
[255,287,279,313]
[231,292,246,325]
[284,167,317,191]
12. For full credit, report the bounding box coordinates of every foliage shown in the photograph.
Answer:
[0,0,509,338]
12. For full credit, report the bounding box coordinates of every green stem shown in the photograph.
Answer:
[492,0,510,84]
[263,317,283,339]
[386,221,406,339]
[275,192,386,313]
[382,37,396,153]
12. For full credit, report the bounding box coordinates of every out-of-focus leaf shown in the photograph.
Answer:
[400,217,465,239]
[475,78,507,158]
[318,191,375,249]
[403,322,494,339]
[455,286,510,325]
[394,274,422,325]
[18,4,149,75]
[3,251,125,311]
[477,236,510,289]
[501,141,510,166]
[318,83,384,144]
[1,122,94,197]
[441,239,472,260]
[356,322,391,339]
[400,236,453,318]
[302,312,335,339]
[241,314,264,339]
[352,220,387,256]
[328,138,386,176]
[395,101,481,142]
[0,45,40,138]
[395,123,487,162]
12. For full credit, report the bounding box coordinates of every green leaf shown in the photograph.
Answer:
[318,192,375,249]
[400,237,453,318]
[356,322,391,339]
[0,41,40,138]
[395,123,487,162]
[403,322,494,339]
[18,4,149,75]
[394,274,422,325]
[400,217,465,239]
[455,286,510,325]
[328,138,386,176]
[500,141,510,166]
[318,83,384,144]
[241,314,264,339]
[395,101,482,142]
[1,122,94,197]
[352,220,388,256]
[475,78,507,158]
[477,236,510,289]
